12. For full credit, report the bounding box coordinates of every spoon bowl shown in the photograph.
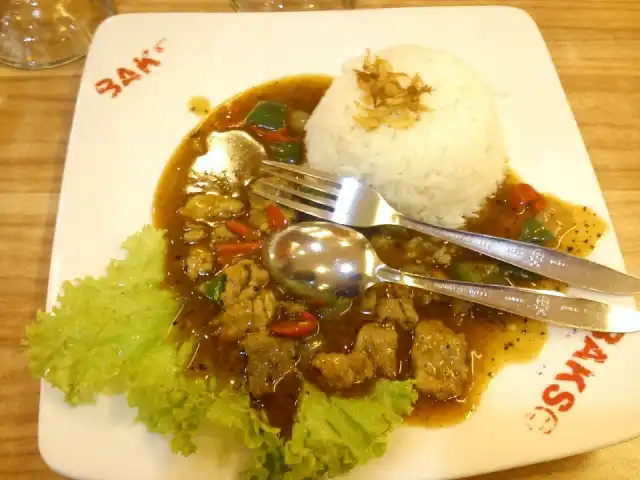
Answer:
[263,221,377,302]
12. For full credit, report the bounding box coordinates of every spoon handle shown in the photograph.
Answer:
[395,215,640,296]
[375,264,639,333]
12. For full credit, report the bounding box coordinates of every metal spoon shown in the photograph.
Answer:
[263,221,640,333]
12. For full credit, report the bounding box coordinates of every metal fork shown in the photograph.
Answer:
[253,160,640,295]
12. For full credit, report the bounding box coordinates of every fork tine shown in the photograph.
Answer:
[261,167,341,197]
[252,183,333,221]
[257,178,337,208]
[262,160,345,185]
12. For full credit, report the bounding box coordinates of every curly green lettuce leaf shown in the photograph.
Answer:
[25,226,285,471]
[127,341,285,463]
[208,390,285,480]
[283,380,417,480]
[125,340,216,455]
[26,225,418,480]
[25,226,179,404]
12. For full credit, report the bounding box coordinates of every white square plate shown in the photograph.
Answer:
[41,6,640,480]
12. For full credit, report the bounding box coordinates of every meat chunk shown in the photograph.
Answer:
[361,286,420,330]
[355,324,398,378]
[216,290,277,342]
[370,226,409,253]
[247,195,271,233]
[185,245,213,280]
[243,332,296,398]
[247,194,296,233]
[411,320,469,400]
[219,259,270,307]
[181,194,244,222]
[375,286,419,330]
[312,352,374,389]
[406,235,454,266]
[210,224,236,241]
[213,260,275,341]
[183,223,208,244]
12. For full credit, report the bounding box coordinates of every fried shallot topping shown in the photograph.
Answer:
[353,50,433,131]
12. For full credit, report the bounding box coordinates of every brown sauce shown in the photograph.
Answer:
[153,75,607,434]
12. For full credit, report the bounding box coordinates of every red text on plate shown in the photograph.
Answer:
[525,332,624,434]
[95,38,167,99]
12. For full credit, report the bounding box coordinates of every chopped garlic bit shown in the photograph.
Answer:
[353,49,433,131]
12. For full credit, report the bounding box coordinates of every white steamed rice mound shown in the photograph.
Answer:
[304,44,507,228]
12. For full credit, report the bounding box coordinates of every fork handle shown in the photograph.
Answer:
[394,215,640,295]
[376,264,639,333]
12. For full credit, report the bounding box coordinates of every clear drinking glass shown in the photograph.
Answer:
[0,0,116,69]
[231,0,353,12]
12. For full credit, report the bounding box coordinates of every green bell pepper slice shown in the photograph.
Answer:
[271,141,303,165]
[246,101,287,131]
[520,218,555,245]
[203,273,227,302]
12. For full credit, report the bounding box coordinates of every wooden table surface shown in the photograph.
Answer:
[1,0,639,478]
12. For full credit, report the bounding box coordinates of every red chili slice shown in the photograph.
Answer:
[225,220,260,239]
[508,183,547,213]
[266,204,288,232]
[253,126,297,143]
[270,312,318,337]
